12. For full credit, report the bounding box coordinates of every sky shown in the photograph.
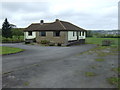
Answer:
[0,0,119,30]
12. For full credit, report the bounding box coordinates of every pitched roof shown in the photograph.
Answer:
[24,19,86,31]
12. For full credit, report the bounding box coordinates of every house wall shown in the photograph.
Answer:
[68,31,86,41]
[36,31,68,44]
[78,31,86,39]
[68,31,77,41]
[24,31,36,40]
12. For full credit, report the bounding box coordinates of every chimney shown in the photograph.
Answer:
[40,20,44,25]
[56,19,59,22]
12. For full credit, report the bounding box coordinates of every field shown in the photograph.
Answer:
[0,46,24,55]
[86,37,119,46]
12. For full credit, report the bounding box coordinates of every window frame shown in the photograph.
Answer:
[80,31,81,36]
[28,31,32,36]
[82,31,84,36]
[73,31,75,36]
[40,31,46,36]
[53,31,60,37]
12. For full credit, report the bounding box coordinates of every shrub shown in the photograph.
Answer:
[102,40,112,46]
[48,42,55,46]
[40,40,50,44]
[2,37,10,42]
[2,36,24,43]
[57,43,62,46]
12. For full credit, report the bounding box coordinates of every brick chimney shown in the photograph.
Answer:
[40,20,44,25]
[56,19,59,22]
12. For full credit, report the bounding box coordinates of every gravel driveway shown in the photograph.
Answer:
[2,43,118,88]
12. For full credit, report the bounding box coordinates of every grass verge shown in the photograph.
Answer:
[0,46,24,55]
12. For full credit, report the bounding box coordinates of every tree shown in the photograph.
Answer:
[2,18,12,38]
[11,28,24,36]
[86,30,93,37]
[10,24,17,28]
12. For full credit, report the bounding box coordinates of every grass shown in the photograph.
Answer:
[91,65,96,69]
[77,45,118,57]
[85,72,97,77]
[107,77,119,87]
[24,82,29,86]
[0,46,24,55]
[89,45,118,56]
[86,37,119,46]
[111,67,120,74]
[90,65,101,69]
[95,58,104,61]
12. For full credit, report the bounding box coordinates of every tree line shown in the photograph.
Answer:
[1,18,24,42]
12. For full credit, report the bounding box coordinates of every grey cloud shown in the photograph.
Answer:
[1,2,49,13]
[0,1,118,30]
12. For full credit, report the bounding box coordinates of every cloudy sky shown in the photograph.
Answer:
[0,0,119,30]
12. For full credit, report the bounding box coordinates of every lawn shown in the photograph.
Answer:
[0,46,24,55]
[86,37,119,46]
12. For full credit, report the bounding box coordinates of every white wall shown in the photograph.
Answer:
[68,31,86,41]
[68,31,77,41]
[79,31,86,39]
[24,31,36,40]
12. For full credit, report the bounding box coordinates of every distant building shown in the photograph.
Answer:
[92,30,120,35]
[106,30,119,35]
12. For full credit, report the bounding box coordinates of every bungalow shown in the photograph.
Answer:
[24,19,87,45]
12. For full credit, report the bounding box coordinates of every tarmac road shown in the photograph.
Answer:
[2,43,118,88]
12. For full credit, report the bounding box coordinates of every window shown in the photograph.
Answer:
[54,31,60,36]
[80,31,81,36]
[82,31,84,36]
[28,31,32,36]
[73,31,75,36]
[40,31,46,36]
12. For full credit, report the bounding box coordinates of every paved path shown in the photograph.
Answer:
[2,43,118,88]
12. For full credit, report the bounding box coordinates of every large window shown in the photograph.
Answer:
[73,31,75,36]
[40,31,46,36]
[28,31,32,36]
[82,31,84,36]
[54,31,60,37]
[80,31,81,36]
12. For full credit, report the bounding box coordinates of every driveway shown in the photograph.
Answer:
[2,43,118,88]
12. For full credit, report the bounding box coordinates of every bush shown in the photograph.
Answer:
[102,40,112,46]
[48,42,55,46]
[2,36,24,43]
[86,30,93,37]
[40,40,50,44]
[57,43,62,46]
[11,28,24,36]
